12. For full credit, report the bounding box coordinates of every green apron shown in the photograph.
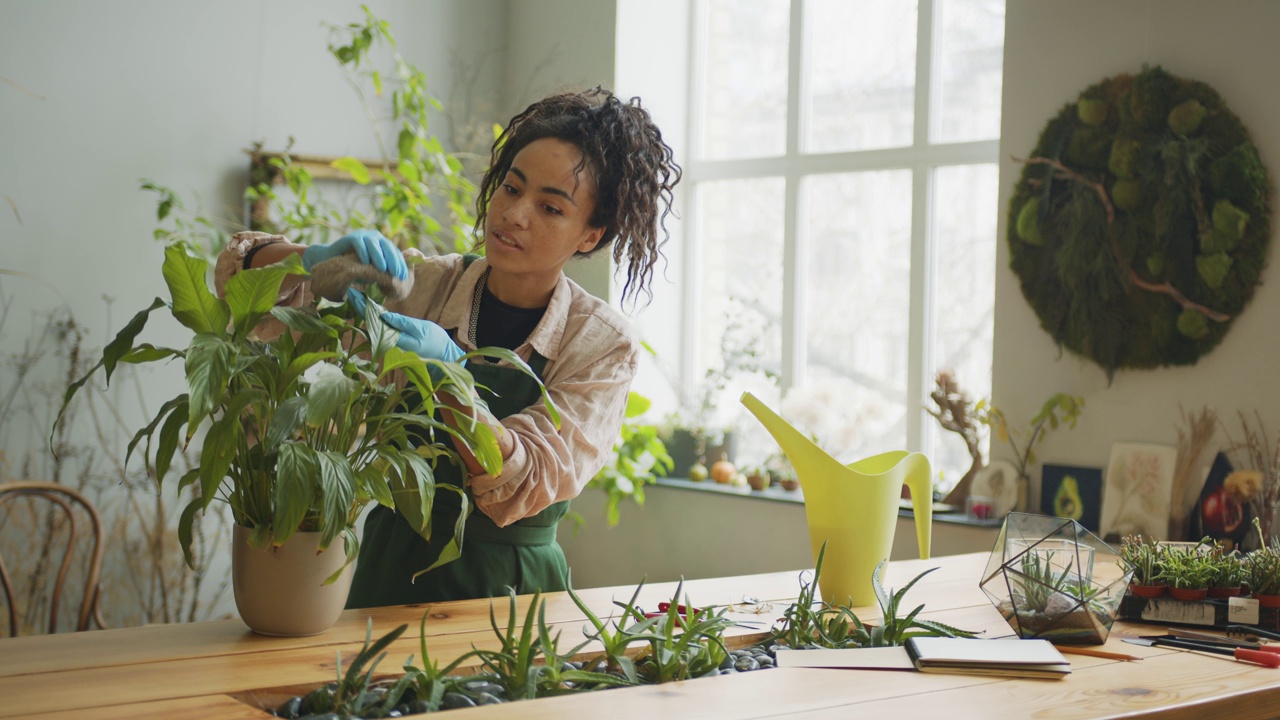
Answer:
[346,352,570,608]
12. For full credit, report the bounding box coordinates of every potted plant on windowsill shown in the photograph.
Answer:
[55,245,547,635]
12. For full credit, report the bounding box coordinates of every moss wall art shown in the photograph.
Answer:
[1007,66,1272,377]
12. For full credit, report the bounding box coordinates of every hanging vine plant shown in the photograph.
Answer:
[1007,66,1272,377]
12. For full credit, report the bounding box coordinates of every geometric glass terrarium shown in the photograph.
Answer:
[979,513,1134,645]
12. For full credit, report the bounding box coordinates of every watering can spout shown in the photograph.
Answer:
[740,392,845,483]
[739,391,933,607]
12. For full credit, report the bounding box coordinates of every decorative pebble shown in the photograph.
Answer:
[734,656,760,672]
[477,692,505,705]
[276,696,303,718]
[442,692,477,709]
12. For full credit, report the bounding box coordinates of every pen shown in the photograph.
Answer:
[1052,644,1143,662]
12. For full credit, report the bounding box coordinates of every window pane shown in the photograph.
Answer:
[804,0,917,153]
[799,170,912,461]
[927,163,998,487]
[932,0,1005,143]
[697,0,789,160]
[695,178,785,427]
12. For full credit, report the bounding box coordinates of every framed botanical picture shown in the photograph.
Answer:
[1040,464,1103,532]
[1100,443,1178,542]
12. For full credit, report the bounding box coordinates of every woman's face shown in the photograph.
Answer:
[483,138,605,298]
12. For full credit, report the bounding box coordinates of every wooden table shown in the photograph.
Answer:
[4,552,1280,719]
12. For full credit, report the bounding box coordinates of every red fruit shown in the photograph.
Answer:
[1202,486,1244,534]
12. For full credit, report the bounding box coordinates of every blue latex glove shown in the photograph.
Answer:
[347,288,466,364]
[302,229,408,280]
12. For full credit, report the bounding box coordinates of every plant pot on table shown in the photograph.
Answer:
[1208,585,1245,599]
[231,525,354,636]
[1168,587,1209,602]
[1128,583,1168,599]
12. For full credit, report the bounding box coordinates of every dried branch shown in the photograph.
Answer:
[1169,405,1217,537]
[1013,155,1230,323]
[926,370,986,505]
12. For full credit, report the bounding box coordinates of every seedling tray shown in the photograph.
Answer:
[1119,594,1280,632]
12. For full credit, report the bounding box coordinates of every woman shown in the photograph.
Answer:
[216,87,680,607]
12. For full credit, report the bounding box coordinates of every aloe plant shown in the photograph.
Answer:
[771,544,975,649]
[54,244,555,578]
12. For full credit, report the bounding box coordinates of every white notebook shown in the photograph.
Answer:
[904,637,1072,679]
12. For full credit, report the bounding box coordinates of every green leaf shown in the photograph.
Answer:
[413,484,469,579]
[281,351,341,394]
[316,451,357,549]
[624,391,651,418]
[264,396,308,452]
[163,244,230,335]
[303,363,359,426]
[359,463,394,509]
[124,394,187,478]
[398,128,415,160]
[332,157,372,185]
[275,442,319,545]
[270,306,339,338]
[154,400,188,482]
[361,293,397,360]
[224,264,290,337]
[177,495,203,570]
[120,343,182,364]
[197,415,240,510]
[52,296,167,449]
[396,451,437,535]
[185,334,235,433]
[397,159,420,184]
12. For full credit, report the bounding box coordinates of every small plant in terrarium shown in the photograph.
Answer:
[1009,550,1107,616]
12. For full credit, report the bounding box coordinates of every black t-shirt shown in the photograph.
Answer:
[474,285,546,354]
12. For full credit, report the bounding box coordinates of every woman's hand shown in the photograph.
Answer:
[347,289,465,363]
[302,229,408,279]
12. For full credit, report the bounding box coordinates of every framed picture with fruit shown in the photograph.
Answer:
[1192,452,1252,548]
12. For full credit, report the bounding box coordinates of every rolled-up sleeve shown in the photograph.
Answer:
[469,321,639,527]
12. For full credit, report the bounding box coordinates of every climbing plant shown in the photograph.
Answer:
[1008,66,1271,377]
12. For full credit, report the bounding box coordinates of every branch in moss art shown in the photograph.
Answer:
[1012,155,1231,325]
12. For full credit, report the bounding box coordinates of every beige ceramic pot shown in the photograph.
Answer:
[231,525,354,636]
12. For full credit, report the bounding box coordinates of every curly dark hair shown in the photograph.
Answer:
[475,87,682,304]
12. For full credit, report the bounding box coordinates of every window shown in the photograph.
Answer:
[675,0,1005,486]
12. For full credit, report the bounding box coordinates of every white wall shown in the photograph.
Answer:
[502,0,620,301]
[993,1,1280,512]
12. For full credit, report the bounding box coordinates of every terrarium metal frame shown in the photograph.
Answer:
[980,512,1133,645]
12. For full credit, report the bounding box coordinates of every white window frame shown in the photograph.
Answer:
[679,0,1000,458]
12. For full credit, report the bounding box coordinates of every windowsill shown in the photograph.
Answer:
[651,477,1006,528]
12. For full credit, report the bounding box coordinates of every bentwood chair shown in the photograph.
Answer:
[0,481,106,636]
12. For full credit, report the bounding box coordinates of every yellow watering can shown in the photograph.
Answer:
[741,392,932,607]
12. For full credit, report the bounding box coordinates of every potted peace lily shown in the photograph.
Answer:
[56,245,550,635]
